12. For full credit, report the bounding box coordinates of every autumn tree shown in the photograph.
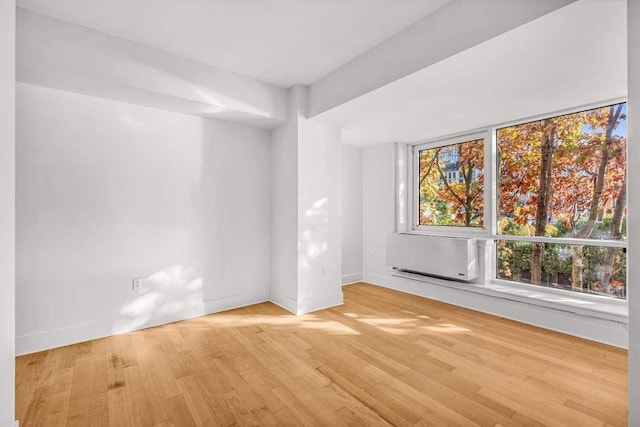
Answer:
[601,174,626,295]
[497,103,627,295]
[560,104,623,289]
[419,139,484,227]
[498,115,585,284]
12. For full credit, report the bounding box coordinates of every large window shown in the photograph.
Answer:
[497,103,627,298]
[409,102,628,300]
[417,137,484,228]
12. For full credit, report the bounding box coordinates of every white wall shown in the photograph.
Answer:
[297,114,343,313]
[0,0,15,424]
[202,119,271,304]
[309,0,575,116]
[362,143,628,348]
[363,144,397,278]
[270,85,344,314]
[16,83,271,354]
[269,90,300,313]
[342,145,363,284]
[628,0,640,422]
[17,9,288,128]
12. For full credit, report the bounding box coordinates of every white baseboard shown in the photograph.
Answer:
[269,292,298,314]
[16,287,347,355]
[363,272,628,348]
[17,320,112,356]
[342,273,363,285]
[297,291,344,315]
[16,291,269,356]
[269,291,344,315]
[203,291,269,313]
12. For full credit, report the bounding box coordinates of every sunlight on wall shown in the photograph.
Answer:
[195,89,270,118]
[112,264,203,334]
[118,114,153,133]
[111,60,272,119]
[299,197,329,274]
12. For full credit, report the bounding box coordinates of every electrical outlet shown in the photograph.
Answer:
[322,265,327,277]
[132,278,141,293]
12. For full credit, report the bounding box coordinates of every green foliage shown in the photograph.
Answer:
[497,240,626,299]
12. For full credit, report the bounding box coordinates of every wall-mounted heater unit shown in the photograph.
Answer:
[386,233,477,281]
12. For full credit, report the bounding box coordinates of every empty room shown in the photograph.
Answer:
[1,0,639,425]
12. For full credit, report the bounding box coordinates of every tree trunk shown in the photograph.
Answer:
[571,245,584,290]
[531,123,555,285]
[464,155,472,226]
[575,104,623,240]
[571,104,623,289]
[601,175,626,294]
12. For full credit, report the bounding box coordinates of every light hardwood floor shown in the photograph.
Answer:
[16,283,627,426]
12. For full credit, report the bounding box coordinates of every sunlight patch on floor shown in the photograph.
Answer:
[195,312,360,335]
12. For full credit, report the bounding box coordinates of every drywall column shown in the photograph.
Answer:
[270,89,301,313]
[270,85,343,314]
[297,86,343,313]
[628,0,640,423]
[341,145,363,284]
[0,0,16,425]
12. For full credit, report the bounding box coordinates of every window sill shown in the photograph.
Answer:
[391,270,628,324]
[403,229,489,239]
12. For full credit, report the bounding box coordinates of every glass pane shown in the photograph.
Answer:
[497,103,627,241]
[418,139,484,227]
[496,240,626,299]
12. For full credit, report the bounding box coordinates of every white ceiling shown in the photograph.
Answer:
[314,0,627,146]
[17,0,449,88]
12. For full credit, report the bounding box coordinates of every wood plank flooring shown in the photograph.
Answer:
[16,283,628,426]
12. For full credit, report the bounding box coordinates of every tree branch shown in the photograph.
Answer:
[419,150,439,187]
[436,161,466,207]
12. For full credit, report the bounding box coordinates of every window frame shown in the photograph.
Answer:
[403,97,628,303]
[492,99,628,300]
[411,130,491,237]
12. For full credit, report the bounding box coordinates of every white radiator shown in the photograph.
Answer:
[386,233,477,281]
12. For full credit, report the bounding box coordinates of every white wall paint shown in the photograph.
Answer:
[201,119,271,303]
[298,109,343,313]
[314,0,626,147]
[17,0,449,88]
[363,144,397,279]
[0,0,15,424]
[628,0,640,422]
[342,145,363,284]
[269,90,300,313]
[17,9,288,129]
[16,83,271,354]
[309,0,574,116]
[270,86,343,314]
[362,143,628,348]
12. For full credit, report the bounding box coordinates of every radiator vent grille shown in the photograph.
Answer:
[386,233,477,281]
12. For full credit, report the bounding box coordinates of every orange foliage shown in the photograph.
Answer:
[497,104,626,237]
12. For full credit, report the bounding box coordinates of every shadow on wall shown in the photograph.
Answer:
[113,264,203,335]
